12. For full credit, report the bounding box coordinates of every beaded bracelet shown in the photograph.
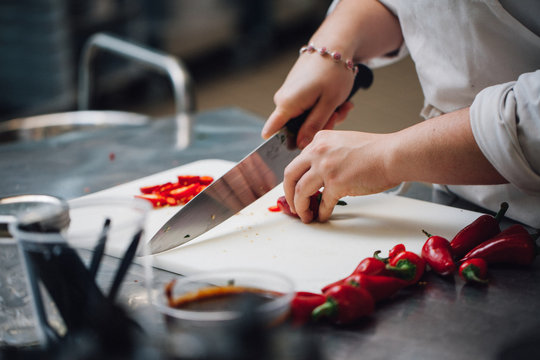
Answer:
[299,43,358,75]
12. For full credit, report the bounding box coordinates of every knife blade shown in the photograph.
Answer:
[148,64,373,254]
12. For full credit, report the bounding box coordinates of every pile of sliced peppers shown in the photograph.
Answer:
[289,201,539,326]
[135,175,214,208]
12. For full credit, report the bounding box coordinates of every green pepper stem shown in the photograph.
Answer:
[373,250,389,263]
[462,266,489,284]
[311,298,337,322]
[386,260,417,281]
[494,202,509,222]
[421,229,432,238]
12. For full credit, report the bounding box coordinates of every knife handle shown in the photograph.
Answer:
[285,63,374,137]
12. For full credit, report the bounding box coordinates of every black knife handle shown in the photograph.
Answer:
[284,63,373,137]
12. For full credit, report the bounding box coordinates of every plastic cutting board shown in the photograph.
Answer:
[72,159,483,292]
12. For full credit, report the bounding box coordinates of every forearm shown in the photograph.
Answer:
[386,107,508,185]
[310,0,403,63]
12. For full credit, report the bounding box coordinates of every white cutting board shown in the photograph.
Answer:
[73,159,483,292]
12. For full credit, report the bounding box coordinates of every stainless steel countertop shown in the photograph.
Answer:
[1,108,538,360]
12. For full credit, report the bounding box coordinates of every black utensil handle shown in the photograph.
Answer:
[285,63,373,136]
[108,229,143,302]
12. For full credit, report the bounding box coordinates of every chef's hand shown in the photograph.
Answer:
[262,53,356,149]
[283,130,401,223]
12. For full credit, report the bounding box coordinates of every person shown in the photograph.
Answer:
[261,0,540,228]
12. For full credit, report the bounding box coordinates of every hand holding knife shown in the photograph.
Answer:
[148,64,373,255]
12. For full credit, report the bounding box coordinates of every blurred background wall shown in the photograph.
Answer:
[0,0,424,133]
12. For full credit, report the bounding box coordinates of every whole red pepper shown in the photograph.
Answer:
[312,284,374,324]
[450,202,508,259]
[290,291,326,325]
[321,257,388,293]
[345,273,409,302]
[421,230,456,276]
[461,225,537,265]
[386,250,426,285]
[459,258,489,284]
[388,244,406,259]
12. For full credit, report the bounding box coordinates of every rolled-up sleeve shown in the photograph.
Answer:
[470,70,540,195]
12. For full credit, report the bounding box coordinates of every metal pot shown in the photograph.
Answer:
[0,33,195,149]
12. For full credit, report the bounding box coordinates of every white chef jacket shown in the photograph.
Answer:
[331,0,540,227]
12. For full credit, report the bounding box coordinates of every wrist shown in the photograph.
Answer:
[300,43,359,75]
[383,131,409,187]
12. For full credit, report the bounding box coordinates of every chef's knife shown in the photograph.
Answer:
[148,65,373,254]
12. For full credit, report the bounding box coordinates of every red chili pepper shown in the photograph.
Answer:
[312,284,374,324]
[421,230,456,276]
[388,244,406,259]
[290,291,326,325]
[373,244,406,264]
[139,184,162,194]
[459,258,489,284]
[450,202,508,259]
[267,205,281,212]
[321,257,388,293]
[277,196,294,216]
[135,194,168,208]
[345,273,409,302]
[276,191,347,220]
[177,175,201,186]
[168,183,199,201]
[386,250,426,284]
[276,193,321,219]
[461,225,537,265]
[199,176,214,185]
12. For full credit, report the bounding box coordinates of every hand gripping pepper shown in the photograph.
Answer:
[321,257,388,293]
[276,191,347,219]
[345,273,409,302]
[385,250,426,285]
[421,230,456,276]
[450,202,508,259]
[312,284,375,324]
[459,258,489,284]
[461,224,537,266]
[290,291,326,325]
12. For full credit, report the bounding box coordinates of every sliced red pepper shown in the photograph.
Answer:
[135,194,168,208]
[345,273,409,302]
[139,184,162,194]
[421,230,456,276]
[168,183,199,200]
[199,176,214,185]
[290,291,326,326]
[177,175,200,186]
[268,205,281,212]
[450,202,508,259]
[461,225,537,266]
[459,258,489,284]
[386,250,426,285]
[312,284,374,324]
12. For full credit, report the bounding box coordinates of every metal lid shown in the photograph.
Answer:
[0,195,69,237]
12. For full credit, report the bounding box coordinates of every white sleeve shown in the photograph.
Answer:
[470,69,540,195]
